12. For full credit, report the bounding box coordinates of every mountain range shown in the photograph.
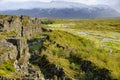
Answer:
[0,1,120,18]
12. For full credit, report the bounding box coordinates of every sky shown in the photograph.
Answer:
[0,0,120,12]
[0,0,119,5]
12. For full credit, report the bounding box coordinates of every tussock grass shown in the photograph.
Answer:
[35,18,120,79]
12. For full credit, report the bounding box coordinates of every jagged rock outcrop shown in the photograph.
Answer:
[7,38,30,75]
[0,39,18,64]
[0,14,43,79]
[0,14,41,39]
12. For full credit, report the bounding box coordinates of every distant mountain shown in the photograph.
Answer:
[0,1,120,18]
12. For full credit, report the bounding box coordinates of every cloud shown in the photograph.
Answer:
[1,0,52,2]
[99,0,120,12]
[0,0,119,5]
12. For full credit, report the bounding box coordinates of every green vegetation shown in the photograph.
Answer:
[47,19,120,32]
[22,18,29,26]
[0,30,17,40]
[28,18,120,79]
[41,30,119,79]
[41,20,54,24]
[29,30,120,79]
[0,60,16,78]
[29,42,43,53]
[22,16,30,26]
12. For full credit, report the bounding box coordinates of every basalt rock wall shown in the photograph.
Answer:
[0,14,43,79]
[0,15,41,39]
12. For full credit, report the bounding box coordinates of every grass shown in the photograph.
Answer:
[45,18,120,32]
[28,18,120,79]
[0,60,17,78]
[38,18,120,79]
[38,30,116,79]
[44,19,120,53]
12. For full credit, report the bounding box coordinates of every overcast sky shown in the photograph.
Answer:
[0,0,120,12]
[0,0,119,5]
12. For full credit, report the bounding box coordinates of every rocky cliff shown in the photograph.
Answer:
[0,14,43,79]
[0,15,41,39]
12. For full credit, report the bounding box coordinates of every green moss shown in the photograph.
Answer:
[0,30,17,40]
[0,48,10,55]
[0,60,16,78]
[22,19,28,26]
[0,15,4,19]
[7,31,17,37]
